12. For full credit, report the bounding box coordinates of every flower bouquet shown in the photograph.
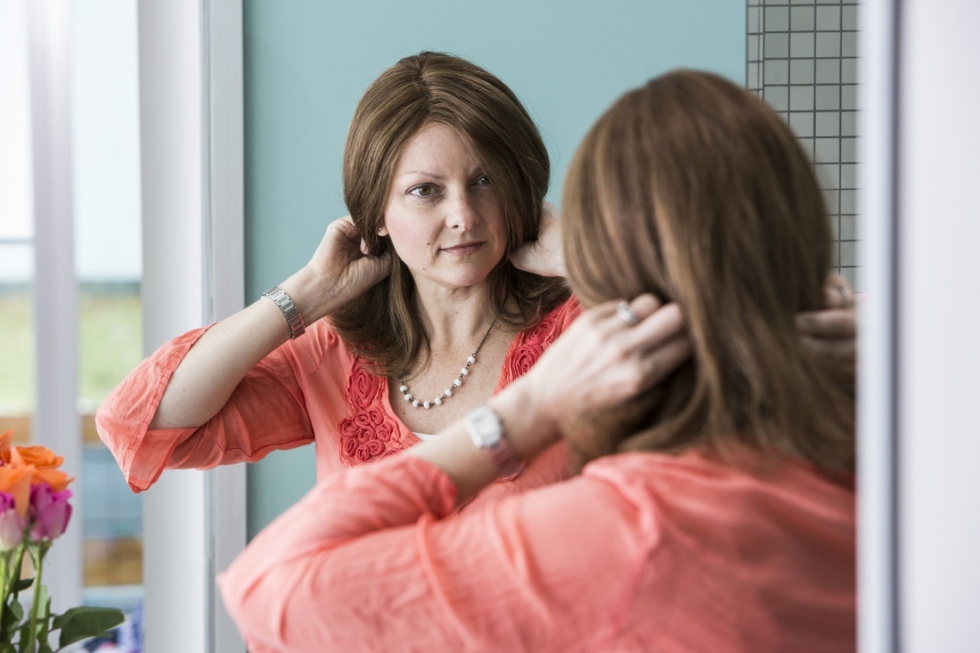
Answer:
[0,430,124,652]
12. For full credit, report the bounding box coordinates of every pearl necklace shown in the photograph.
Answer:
[398,316,498,410]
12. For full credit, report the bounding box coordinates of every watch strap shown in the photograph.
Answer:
[262,286,306,339]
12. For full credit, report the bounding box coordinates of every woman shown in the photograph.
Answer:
[219,70,856,652]
[97,52,854,508]
[96,52,575,503]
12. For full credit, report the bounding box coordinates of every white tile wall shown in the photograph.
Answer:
[747,0,861,289]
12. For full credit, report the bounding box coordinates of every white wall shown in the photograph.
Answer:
[897,0,980,650]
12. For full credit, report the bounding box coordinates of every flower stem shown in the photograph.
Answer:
[0,552,8,636]
[26,543,48,652]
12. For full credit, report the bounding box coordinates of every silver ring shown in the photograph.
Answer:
[615,301,640,326]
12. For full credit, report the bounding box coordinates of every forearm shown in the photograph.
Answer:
[405,376,560,504]
[151,266,342,429]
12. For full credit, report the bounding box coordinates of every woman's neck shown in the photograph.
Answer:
[413,282,497,350]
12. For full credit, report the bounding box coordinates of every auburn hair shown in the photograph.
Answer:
[562,70,855,473]
[331,51,568,376]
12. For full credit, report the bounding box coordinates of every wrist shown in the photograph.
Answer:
[262,286,306,339]
[486,378,562,461]
[278,267,339,324]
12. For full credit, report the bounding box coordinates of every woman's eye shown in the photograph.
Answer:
[475,174,491,186]
[409,184,435,198]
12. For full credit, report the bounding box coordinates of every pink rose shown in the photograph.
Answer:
[375,422,394,442]
[354,445,373,462]
[524,317,557,347]
[342,433,359,456]
[28,484,72,541]
[0,492,24,551]
[508,345,541,379]
[366,441,385,457]
[347,365,380,409]
[354,408,384,429]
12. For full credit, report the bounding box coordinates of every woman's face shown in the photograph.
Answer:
[380,123,508,293]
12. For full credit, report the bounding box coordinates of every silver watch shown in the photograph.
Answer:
[262,286,306,339]
[465,405,524,480]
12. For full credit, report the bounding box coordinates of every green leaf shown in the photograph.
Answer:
[0,642,15,653]
[38,643,53,653]
[12,577,33,593]
[54,607,125,648]
[2,600,24,638]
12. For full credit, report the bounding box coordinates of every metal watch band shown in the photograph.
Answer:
[465,405,525,480]
[262,286,306,339]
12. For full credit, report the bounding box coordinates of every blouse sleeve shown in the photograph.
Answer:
[95,325,316,492]
[217,455,655,653]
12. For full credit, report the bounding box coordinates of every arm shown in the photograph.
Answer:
[97,217,389,491]
[218,295,689,651]
[151,216,390,429]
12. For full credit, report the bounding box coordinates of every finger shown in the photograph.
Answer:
[630,303,687,355]
[800,335,856,363]
[595,296,687,361]
[796,308,856,339]
[334,216,363,244]
[637,332,693,391]
[823,273,855,309]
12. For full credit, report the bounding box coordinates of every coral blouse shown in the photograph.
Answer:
[95,298,581,502]
[217,448,856,653]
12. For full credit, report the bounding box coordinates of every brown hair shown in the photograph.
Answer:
[331,51,568,376]
[562,70,855,473]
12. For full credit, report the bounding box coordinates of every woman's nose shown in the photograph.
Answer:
[446,193,479,230]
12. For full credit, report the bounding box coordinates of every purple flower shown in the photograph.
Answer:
[28,484,72,541]
[0,491,24,551]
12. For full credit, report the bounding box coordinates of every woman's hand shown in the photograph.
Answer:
[509,202,567,277]
[796,273,858,364]
[289,216,392,321]
[507,295,692,446]
[405,295,689,501]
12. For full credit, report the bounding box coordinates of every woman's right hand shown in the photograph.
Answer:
[288,216,392,322]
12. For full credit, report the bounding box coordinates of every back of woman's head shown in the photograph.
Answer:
[334,52,567,376]
[563,69,854,473]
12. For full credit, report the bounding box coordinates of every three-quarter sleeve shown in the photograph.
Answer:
[217,454,653,653]
[95,325,316,492]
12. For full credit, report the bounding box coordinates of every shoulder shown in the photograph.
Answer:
[519,295,583,346]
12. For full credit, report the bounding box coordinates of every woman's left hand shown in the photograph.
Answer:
[796,273,858,363]
[511,294,692,444]
[509,202,567,277]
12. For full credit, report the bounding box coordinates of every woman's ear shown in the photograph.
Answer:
[378,225,389,237]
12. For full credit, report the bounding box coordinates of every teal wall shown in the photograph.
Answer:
[243,0,745,537]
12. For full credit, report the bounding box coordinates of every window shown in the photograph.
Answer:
[0,0,145,640]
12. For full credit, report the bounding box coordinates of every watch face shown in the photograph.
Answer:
[468,406,502,447]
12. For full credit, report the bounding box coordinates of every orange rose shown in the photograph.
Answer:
[8,445,64,470]
[4,446,74,492]
[0,464,33,517]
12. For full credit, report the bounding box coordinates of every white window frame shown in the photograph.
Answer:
[137,0,245,651]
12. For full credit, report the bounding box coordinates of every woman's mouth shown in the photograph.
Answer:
[441,241,484,255]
